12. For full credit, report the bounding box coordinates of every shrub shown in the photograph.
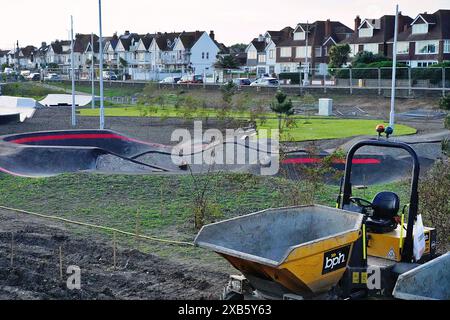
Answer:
[444,115,450,130]
[439,95,450,110]
[419,160,450,253]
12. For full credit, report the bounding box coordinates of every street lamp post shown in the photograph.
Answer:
[91,33,95,109]
[389,4,400,130]
[70,15,76,127]
[99,0,105,129]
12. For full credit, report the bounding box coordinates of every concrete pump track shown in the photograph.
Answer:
[0,129,436,184]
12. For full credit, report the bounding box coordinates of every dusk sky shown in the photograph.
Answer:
[0,0,448,49]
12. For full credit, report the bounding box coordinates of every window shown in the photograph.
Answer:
[280,47,292,57]
[397,42,409,54]
[202,52,205,59]
[269,49,274,59]
[296,46,311,58]
[416,41,438,54]
[417,61,438,68]
[412,23,428,34]
[444,40,450,54]
[359,27,373,38]
[293,32,305,41]
[349,44,359,57]
[258,54,266,63]
[324,46,329,56]
[315,47,322,57]
[247,50,257,60]
[206,52,209,59]
[363,43,379,54]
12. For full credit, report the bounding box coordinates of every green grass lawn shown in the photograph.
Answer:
[258,118,417,142]
[79,105,417,142]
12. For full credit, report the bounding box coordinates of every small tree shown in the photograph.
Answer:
[221,80,237,109]
[215,55,240,69]
[328,44,351,68]
[270,90,294,131]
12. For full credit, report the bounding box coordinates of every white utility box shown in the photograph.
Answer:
[318,98,333,116]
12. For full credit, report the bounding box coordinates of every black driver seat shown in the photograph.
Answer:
[366,192,400,234]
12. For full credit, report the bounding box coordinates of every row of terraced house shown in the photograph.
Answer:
[1,9,449,81]
[1,30,228,80]
[246,9,450,76]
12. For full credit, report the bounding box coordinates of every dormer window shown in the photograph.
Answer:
[412,23,428,34]
[293,32,305,41]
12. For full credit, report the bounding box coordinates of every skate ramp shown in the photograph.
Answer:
[0,96,40,123]
[40,94,93,107]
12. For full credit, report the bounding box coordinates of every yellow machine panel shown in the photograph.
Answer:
[368,225,436,262]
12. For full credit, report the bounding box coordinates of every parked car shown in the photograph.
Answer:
[103,71,118,81]
[3,67,15,75]
[27,73,41,81]
[177,74,204,84]
[250,77,279,87]
[44,73,61,81]
[159,76,181,84]
[233,78,251,86]
[192,75,204,84]
[20,70,31,77]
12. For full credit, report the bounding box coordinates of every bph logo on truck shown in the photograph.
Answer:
[322,246,351,274]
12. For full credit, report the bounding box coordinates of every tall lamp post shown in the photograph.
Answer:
[99,0,105,130]
[70,16,76,127]
[390,4,400,130]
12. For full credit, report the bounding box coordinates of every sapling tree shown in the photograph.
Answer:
[270,90,294,132]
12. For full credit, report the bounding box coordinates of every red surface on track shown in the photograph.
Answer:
[9,133,166,148]
[282,158,381,165]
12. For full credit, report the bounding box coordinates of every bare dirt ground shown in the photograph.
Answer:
[0,209,227,300]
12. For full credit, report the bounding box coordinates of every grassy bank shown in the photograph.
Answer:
[50,82,143,97]
[1,82,65,100]
[0,173,409,243]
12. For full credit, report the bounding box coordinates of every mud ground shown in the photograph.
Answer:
[0,209,228,300]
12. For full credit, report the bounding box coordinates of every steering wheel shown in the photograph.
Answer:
[350,197,373,209]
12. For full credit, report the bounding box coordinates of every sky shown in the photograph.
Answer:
[0,0,448,49]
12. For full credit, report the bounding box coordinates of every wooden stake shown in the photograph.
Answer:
[59,246,63,281]
[113,231,117,270]
[135,209,141,250]
[10,233,14,268]
[160,183,164,216]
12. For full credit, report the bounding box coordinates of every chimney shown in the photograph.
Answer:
[209,30,215,41]
[397,12,405,34]
[258,34,264,42]
[124,30,130,35]
[41,42,47,48]
[355,15,361,32]
[325,19,332,38]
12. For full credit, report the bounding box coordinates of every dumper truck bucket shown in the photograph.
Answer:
[194,205,363,296]
[393,253,450,300]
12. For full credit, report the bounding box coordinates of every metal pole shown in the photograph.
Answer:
[443,67,446,97]
[349,68,353,94]
[99,0,105,129]
[70,16,76,127]
[91,33,95,109]
[389,4,399,129]
[304,22,309,85]
[378,68,381,95]
[408,67,412,96]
